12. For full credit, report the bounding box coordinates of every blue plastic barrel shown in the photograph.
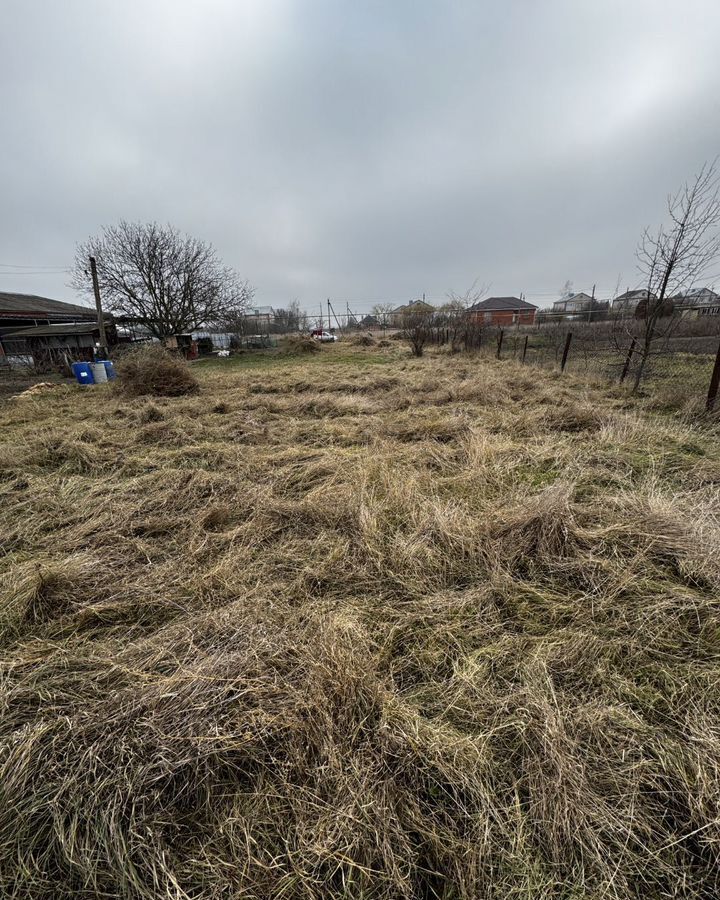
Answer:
[71,362,95,385]
[102,360,117,380]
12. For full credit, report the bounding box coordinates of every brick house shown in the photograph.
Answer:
[467,296,537,326]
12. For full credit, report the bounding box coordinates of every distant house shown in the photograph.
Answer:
[550,292,609,321]
[672,287,720,317]
[390,299,435,327]
[245,305,275,326]
[552,292,595,315]
[612,290,656,314]
[467,296,537,326]
[359,314,379,328]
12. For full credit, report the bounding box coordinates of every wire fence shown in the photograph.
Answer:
[424,319,720,412]
[3,310,720,411]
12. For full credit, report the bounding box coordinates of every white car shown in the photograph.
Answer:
[311,331,338,342]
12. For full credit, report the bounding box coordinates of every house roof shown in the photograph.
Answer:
[553,292,597,308]
[468,296,537,311]
[0,291,97,320]
[3,322,99,338]
[614,289,656,303]
[673,287,719,302]
[392,299,434,313]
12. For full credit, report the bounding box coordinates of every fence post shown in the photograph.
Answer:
[620,338,636,384]
[496,329,504,359]
[521,335,528,363]
[560,331,573,372]
[707,339,720,412]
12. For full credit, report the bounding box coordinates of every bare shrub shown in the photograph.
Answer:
[400,305,435,357]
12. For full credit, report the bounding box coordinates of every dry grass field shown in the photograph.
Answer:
[1,344,720,899]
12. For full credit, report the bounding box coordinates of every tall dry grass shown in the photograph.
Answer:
[1,349,719,898]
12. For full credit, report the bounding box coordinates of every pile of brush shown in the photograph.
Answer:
[115,344,200,396]
[282,334,321,354]
[349,333,376,346]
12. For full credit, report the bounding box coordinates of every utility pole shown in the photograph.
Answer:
[589,283,596,323]
[319,301,324,331]
[328,299,343,332]
[346,301,360,330]
[89,256,109,357]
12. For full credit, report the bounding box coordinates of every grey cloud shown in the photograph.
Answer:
[2,0,719,312]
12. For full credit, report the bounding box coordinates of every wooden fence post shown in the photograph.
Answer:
[620,338,636,384]
[707,339,720,412]
[496,329,504,359]
[521,335,528,363]
[560,332,573,372]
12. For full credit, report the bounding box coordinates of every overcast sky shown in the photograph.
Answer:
[2,0,719,313]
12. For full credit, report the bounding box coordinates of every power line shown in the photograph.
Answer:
[0,262,69,269]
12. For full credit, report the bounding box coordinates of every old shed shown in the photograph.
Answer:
[1,323,100,372]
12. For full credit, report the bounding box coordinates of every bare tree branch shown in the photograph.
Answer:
[629,161,720,390]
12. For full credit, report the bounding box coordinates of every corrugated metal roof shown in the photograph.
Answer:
[3,323,99,338]
[0,291,97,319]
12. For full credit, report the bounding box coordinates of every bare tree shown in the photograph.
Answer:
[629,162,720,391]
[371,302,395,327]
[446,277,489,310]
[270,300,302,334]
[71,222,253,339]
[400,304,435,357]
[441,279,489,352]
[286,299,302,332]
